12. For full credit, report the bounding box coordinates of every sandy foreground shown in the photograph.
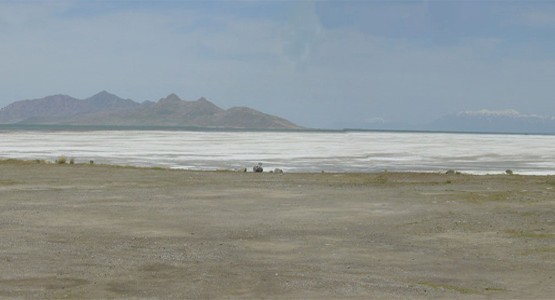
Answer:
[0,160,554,299]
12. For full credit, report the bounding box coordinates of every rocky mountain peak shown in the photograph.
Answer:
[159,93,182,103]
[0,92,301,129]
[93,90,112,97]
[87,90,122,102]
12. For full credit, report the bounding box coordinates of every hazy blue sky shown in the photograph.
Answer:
[1,0,554,128]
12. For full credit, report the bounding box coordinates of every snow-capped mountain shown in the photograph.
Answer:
[430,109,555,134]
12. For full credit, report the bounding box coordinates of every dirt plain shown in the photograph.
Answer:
[0,160,554,299]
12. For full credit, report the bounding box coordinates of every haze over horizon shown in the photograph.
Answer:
[1,0,554,129]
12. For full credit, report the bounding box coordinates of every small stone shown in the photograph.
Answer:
[253,163,263,173]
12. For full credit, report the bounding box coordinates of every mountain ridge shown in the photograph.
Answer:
[334,108,555,134]
[0,92,300,129]
[429,109,555,134]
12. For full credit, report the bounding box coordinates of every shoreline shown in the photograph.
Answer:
[1,123,555,136]
[1,158,550,176]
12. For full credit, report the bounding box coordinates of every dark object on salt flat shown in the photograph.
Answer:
[253,163,263,173]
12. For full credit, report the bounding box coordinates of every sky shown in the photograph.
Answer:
[1,0,554,129]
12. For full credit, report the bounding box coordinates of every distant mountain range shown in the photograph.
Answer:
[2,92,552,133]
[338,109,555,134]
[429,109,555,134]
[0,91,300,129]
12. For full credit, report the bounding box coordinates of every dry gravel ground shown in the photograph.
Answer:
[0,160,554,299]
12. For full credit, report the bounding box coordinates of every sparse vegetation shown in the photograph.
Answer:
[418,280,505,294]
[459,191,512,203]
[0,158,45,165]
[0,179,17,186]
[56,156,67,164]
[504,229,554,239]
[417,281,478,294]
[0,164,551,298]
[484,287,507,292]
[375,173,389,184]
[520,246,555,257]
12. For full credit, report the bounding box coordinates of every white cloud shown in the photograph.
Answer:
[458,109,521,117]
[457,109,551,120]
[281,0,324,70]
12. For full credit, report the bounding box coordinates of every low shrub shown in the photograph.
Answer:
[56,156,67,164]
